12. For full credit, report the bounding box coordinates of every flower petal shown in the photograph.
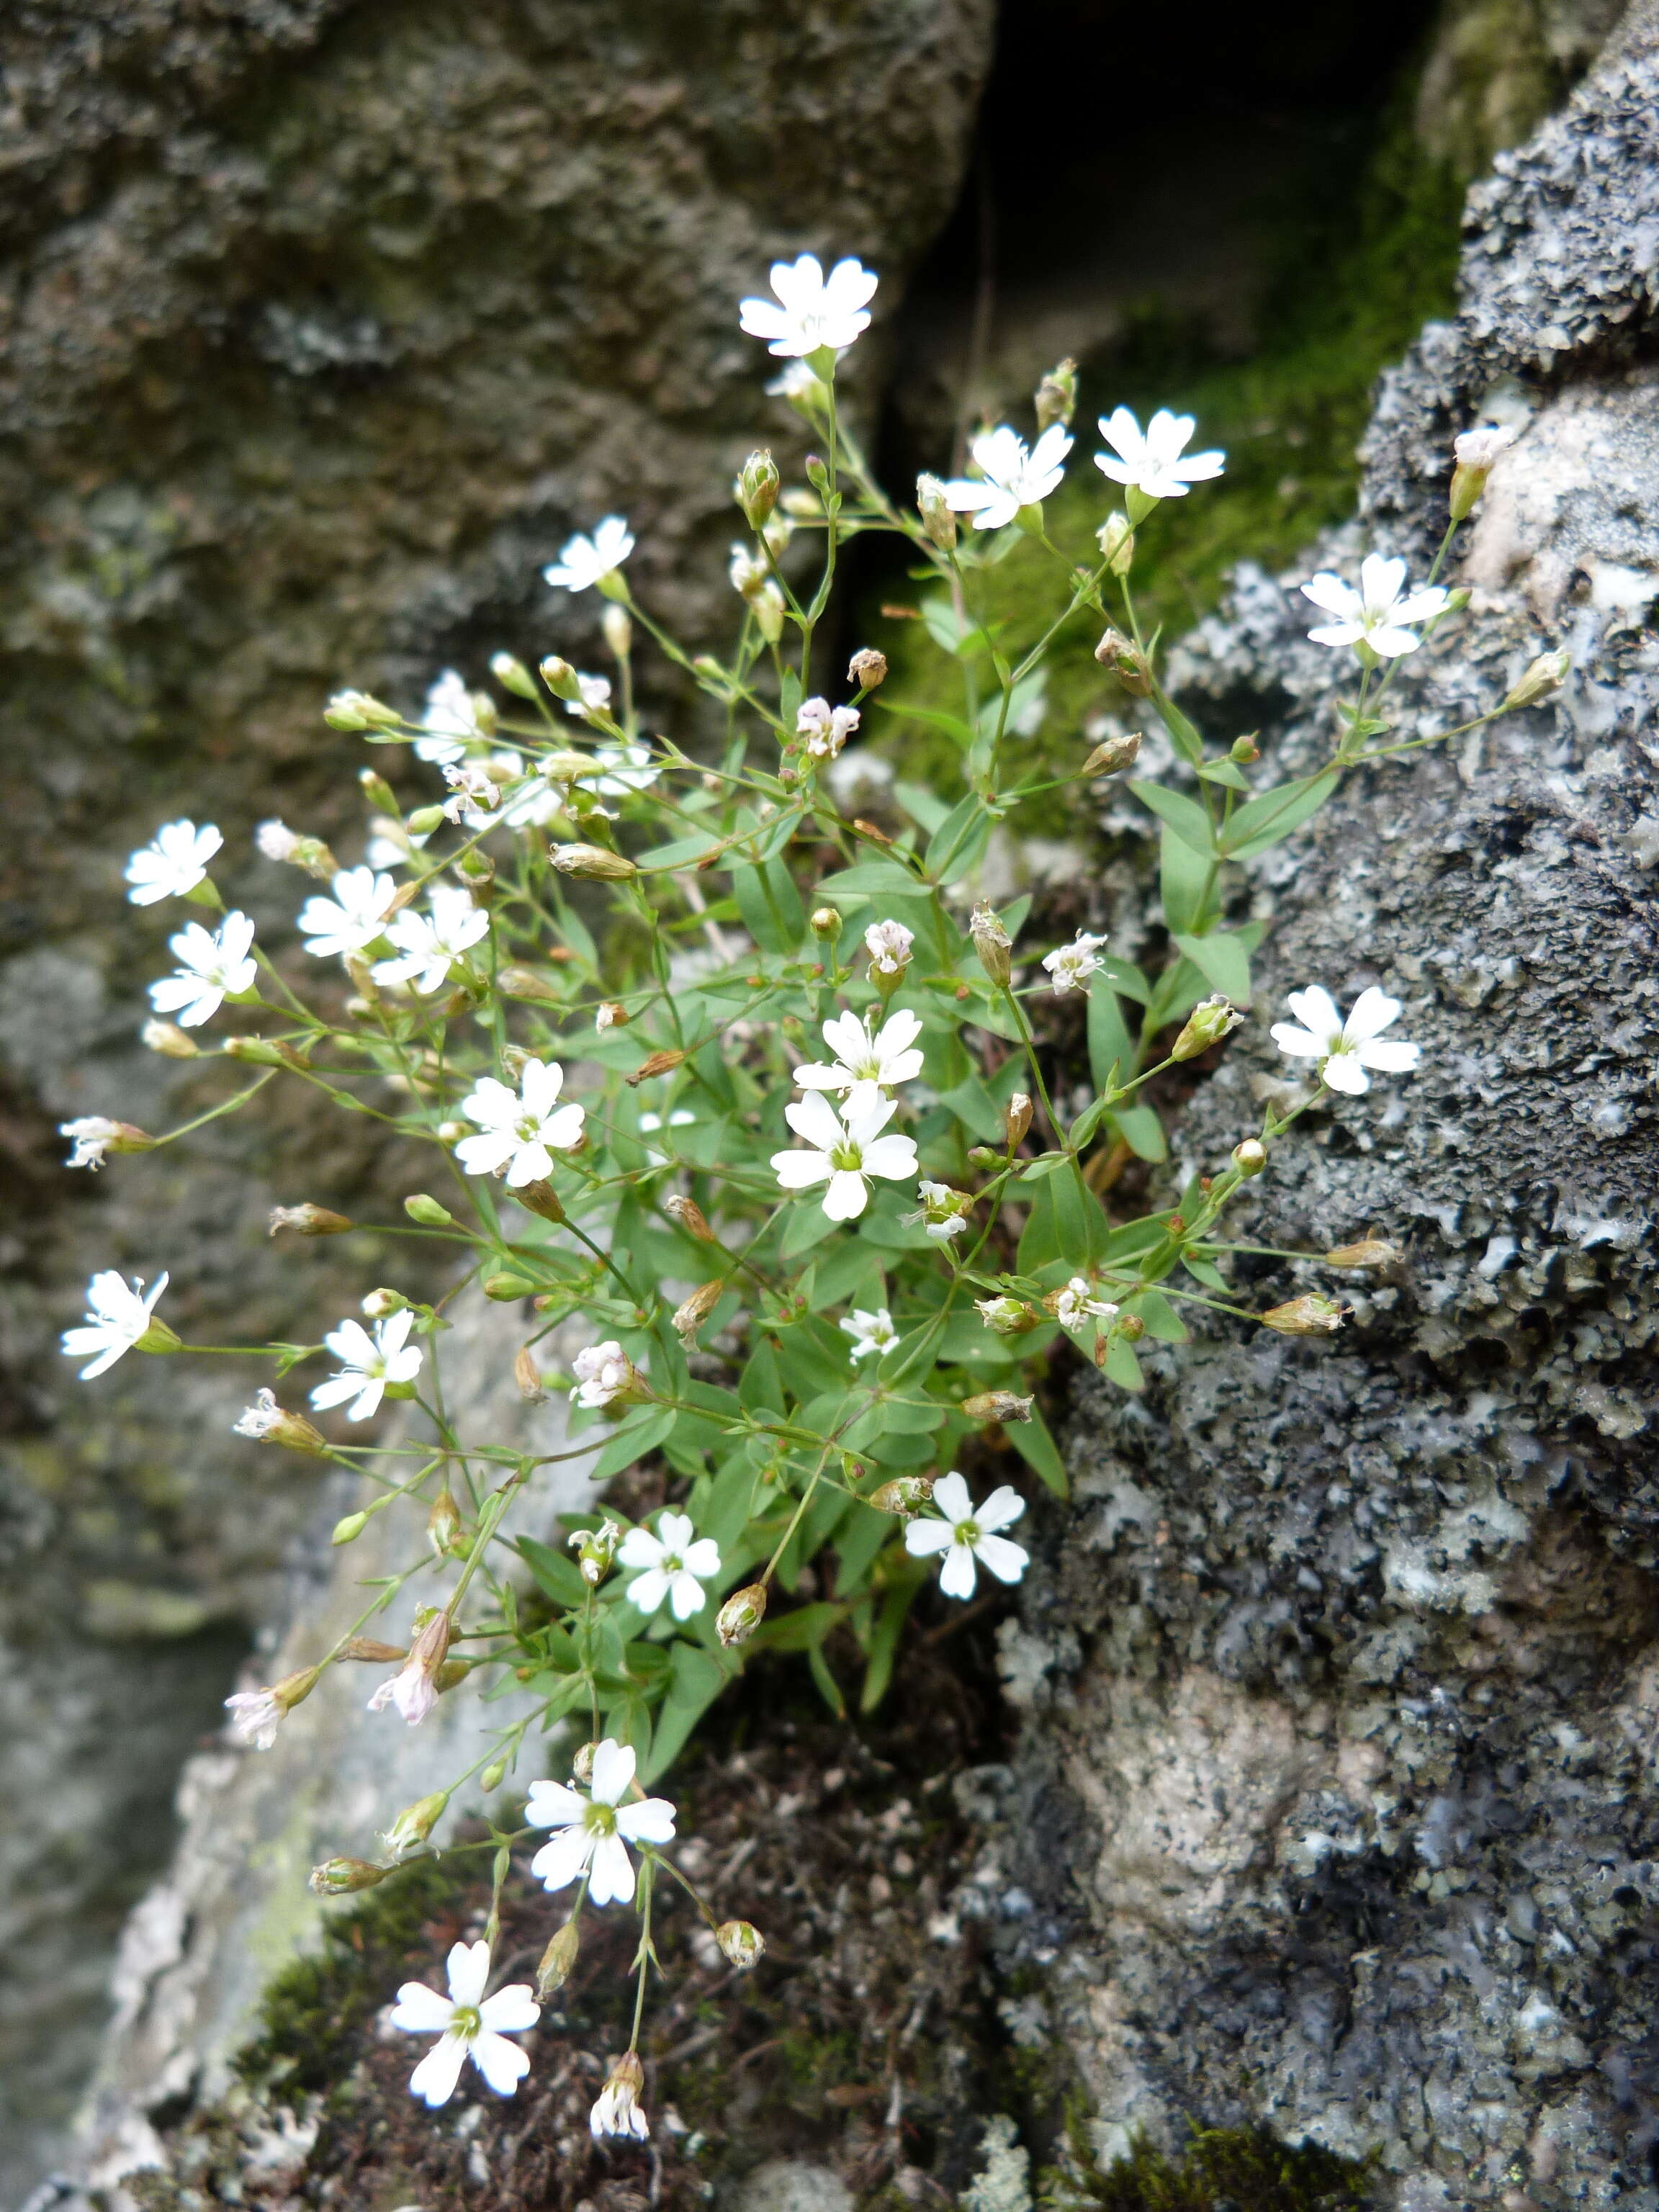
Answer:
[588,1830,637,1907]
[446,1939,490,2008]
[479,1984,540,2036]
[1343,986,1401,1042]
[390,1981,454,2034]
[616,1795,677,1846]
[822,1169,869,1220]
[591,1738,637,1806]
[410,2033,469,2107]
[786,1091,847,1150]
[525,1781,585,1830]
[974,1484,1026,1533]
[975,1533,1030,1585]
[471,2030,531,2097]
[932,1471,973,1521]
[938,1543,978,1601]
[904,1517,954,1556]
[530,1825,595,1893]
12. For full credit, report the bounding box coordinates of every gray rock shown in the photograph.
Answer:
[729,2158,855,2212]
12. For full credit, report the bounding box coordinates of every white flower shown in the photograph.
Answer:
[60,1269,171,1379]
[223,1688,284,1750]
[767,359,822,405]
[442,760,500,821]
[729,542,769,598]
[770,1093,919,1222]
[616,1509,721,1622]
[1453,423,1518,469]
[590,742,661,797]
[1042,931,1107,994]
[526,1737,677,1907]
[908,1179,973,1242]
[943,423,1071,531]
[904,1471,1028,1601]
[544,516,634,593]
[255,819,301,862]
[147,911,258,1027]
[739,253,877,358]
[60,1116,122,1170]
[1094,408,1225,500]
[390,1940,539,2108]
[125,819,222,905]
[840,1306,897,1361]
[793,1007,924,1120]
[796,697,860,759]
[570,1340,639,1411]
[1269,985,1421,1096]
[563,671,613,721]
[864,918,914,978]
[414,669,492,765]
[367,1611,451,1726]
[590,2054,649,2141]
[1053,1275,1118,1330]
[1300,555,1451,659]
[297,867,397,958]
[372,886,489,994]
[456,1058,585,1184]
[309,1310,423,1421]
[232,1390,282,1439]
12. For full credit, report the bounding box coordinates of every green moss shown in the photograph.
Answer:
[1048,2121,1378,2212]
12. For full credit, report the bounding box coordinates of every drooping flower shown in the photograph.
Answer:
[368,1611,451,1726]
[413,669,493,765]
[1094,408,1225,500]
[906,1180,974,1242]
[543,516,634,594]
[372,886,489,994]
[616,1509,722,1622]
[570,1341,644,1411]
[309,1310,423,1421]
[1453,423,1519,472]
[456,1058,585,1184]
[562,671,613,722]
[796,697,860,760]
[1269,985,1421,1096]
[1042,930,1107,994]
[147,911,258,1027]
[943,423,1072,531]
[840,1306,897,1361]
[739,253,878,359]
[125,819,222,905]
[590,2052,649,2141]
[526,1737,676,1907]
[793,1007,924,1120]
[1049,1276,1119,1331]
[232,1389,326,1454]
[1300,555,1451,660]
[864,919,914,979]
[297,867,397,959]
[390,1940,539,2108]
[770,1093,919,1222]
[59,1116,152,1170]
[61,1269,174,1378]
[904,1471,1029,1601]
[223,1687,285,1750]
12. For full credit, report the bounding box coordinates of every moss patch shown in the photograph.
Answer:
[1052,2122,1377,2212]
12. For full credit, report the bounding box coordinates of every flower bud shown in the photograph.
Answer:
[716,1919,765,1969]
[516,1180,567,1223]
[1171,994,1241,1061]
[1501,649,1570,712]
[383,1788,450,1858]
[324,688,400,733]
[595,1000,630,1030]
[497,964,562,1004]
[1449,423,1519,520]
[489,650,538,698]
[810,905,842,939]
[847,647,887,691]
[537,1921,581,1997]
[480,1758,507,1790]
[969,902,1013,988]
[571,1740,598,1784]
[483,1271,535,1300]
[1232,1138,1268,1177]
[310,1856,390,1897]
[737,449,781,529]
[1230,734,1261,765]
[225,1035,307,1069]
[626,1048,686,1085]
[664,1193,716,1242]
[549,842,638,881]
[1117,1313,1146,1342]
[1034,356,1078,432]
[404,1193,454,1226]
[1004,1092,1033,1148]
[1081,731,1142,778]
[869,1475,935,1517]
[514,1344,546,1402]
[1323,1240,1401,1269]
[916,472,958,551]
[1096,513,1135,575]
[602,603,634,661]
[539,655,585,703]
[673,1280,724,1350]
[1094,627,1152,696]
[1260,1293,1348,1335]
[268,1202,353,1237]
[961,1390,1034,1424]
[975,1295,1040,1336]
[142,1018,199,1058]
[716,1582,768,1646]
[358,1289,406,1322]
[332,1511,369,1545]
[340,1637,407,1662]
[356,768,399,819]
[966,1145,1002,1169]
[427,1489,462,1557]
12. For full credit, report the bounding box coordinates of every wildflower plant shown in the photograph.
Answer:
[61,250,1562,2132]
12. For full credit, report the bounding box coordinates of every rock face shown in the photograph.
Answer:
[1006,10,1659,2208]
[0,1,992,2195]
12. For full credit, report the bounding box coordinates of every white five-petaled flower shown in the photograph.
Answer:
[526,1737,677,1907]
[570,1341,639,1411]
[793,1007,924,1120]
[865,919,914,977]
[59,1117,124,1170]
[1042,930,1107,993]
[61,1269,171,1379]
[738,253,878,359]
[543,516,634,593]
[1270,985,1421,1096]
[414,669,492,765]
[372,885,490,994]
[796,697,860,760]
[909,1179,973,1241]
[297,866,397,959]
[904,1471,1029,1601]
[456,1058,585,1184]
[1053,1275,1118,1331]
[223,1687,284,1750]
[1300,554,1451,660]
[770,1092,919,1222]
[590,2054,649,2141]
[840,1306,897,1361]
[147,911,258,1027]
[943,423,1072,531]
[310,1309,423,1421]
[125,819,222,904]
[1094,408,1225,500]
[1453,423,1519,470]
[616,1509,722,1622]
[390,1941,539,2108]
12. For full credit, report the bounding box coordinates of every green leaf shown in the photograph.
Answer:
[1129,1288,1190,1342]
[749,1601,844,1653]
[731,859,806,953]
[1195,758,1251,790]
[807,1640,847,1718]
[1108,1104,1167,1161]
[588,1406,678,1483]
[892,781,952,835]
[1101,1334,1146,1391]
[634,832,724,867]
[516,1536,589,1611]
[1155,691,1205,767]
[925,793,999,886]
[1172,930,1254,1003]
[834,1503,895,1593]
[1017,1151,1072,1183]
[1218,770,1340,860]
[814,858,927,896]
[1087,971,1135,1094]
[1159,823,1213,935]
[1009,1407,1068,1498]
[640,1642,730,1782]
[881,697,976,745]
[1130,779,1214,857]
[860,1564,929,1712]
[1098,955,1151,1004]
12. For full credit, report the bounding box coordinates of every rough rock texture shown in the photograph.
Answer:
[1001,11,1659,2208]
[0,3,993,2195]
